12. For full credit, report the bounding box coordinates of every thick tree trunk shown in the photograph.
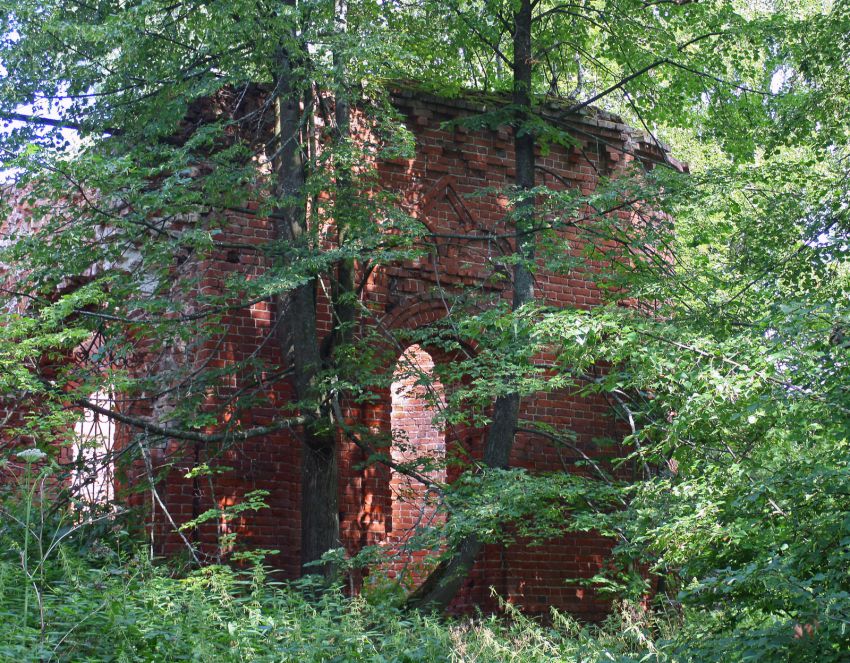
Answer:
[407,0,535,612]
[272,4,339,579]
[299,0,356,578]
[300,429,339,576]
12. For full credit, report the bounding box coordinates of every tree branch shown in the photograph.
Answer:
[565,59,669,114]
[0,112,123,135]
[77,397,306,443]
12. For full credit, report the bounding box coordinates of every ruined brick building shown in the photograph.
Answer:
[1,85,683,620]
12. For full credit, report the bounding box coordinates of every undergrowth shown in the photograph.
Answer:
[0,543,670,662]
[0,457,837,662]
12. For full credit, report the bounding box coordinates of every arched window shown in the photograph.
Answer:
[388,345,446,546]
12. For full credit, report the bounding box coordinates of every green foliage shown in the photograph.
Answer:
[0,558,646,662]
[0,486,669,662]
[2,0,850,659]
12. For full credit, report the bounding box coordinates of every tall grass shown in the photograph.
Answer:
[0,547,676,662]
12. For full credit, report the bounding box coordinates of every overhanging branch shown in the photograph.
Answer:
[78,397,306,443]
[0,112,123,136]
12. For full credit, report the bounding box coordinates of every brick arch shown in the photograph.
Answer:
[352,294,617,615]
[381,298,482,456]
[355,334,483,589]
[382,296,454,334]
[383,295,487,458]
[338,294,484,562]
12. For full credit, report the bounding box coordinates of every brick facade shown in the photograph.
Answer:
[1,86,683,620]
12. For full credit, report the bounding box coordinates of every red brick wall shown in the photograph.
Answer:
[2,88,682,620]
[340,90,668,619]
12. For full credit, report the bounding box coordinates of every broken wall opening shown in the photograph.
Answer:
[71,389,116,508]
[387,344,446,583]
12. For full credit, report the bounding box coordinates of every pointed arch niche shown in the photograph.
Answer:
[387,344,447,547]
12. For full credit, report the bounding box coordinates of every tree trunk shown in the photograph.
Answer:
[300,0,356,579]
[272,3,339,579]
[407,0,535,612]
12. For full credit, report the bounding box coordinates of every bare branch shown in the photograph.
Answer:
[78,396,306,443]
[0,112,123,135]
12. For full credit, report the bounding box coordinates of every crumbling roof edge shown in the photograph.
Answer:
[386,79,688,173]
